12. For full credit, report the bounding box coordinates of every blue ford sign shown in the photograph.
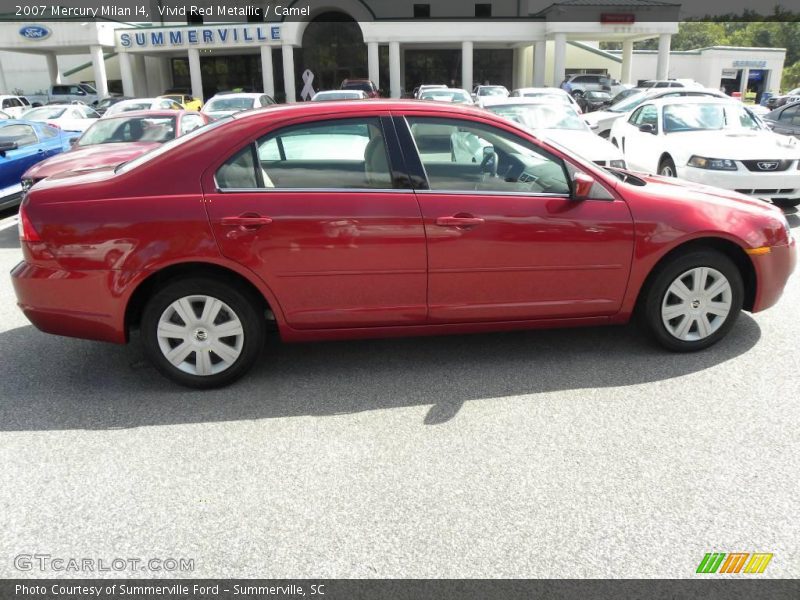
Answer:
[19,25,51,40]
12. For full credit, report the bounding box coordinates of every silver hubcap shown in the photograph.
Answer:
[661,267,732,342]
[661,165,674,176]
[156,295,244,376]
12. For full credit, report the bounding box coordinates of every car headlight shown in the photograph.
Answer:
[687,156,738,171]
[609,159,626,169]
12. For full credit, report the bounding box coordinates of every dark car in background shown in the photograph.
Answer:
[340,79,380,98]
[577,90,613,112]
[763,103,800,138]
[765,88,800,110]
[94,96,132,116]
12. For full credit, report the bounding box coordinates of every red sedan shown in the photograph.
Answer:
[12,100,796,388]
[21,110,210,188]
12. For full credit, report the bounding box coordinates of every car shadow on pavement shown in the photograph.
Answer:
[0,314,761,430]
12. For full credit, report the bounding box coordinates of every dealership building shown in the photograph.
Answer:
[0,0,786,103]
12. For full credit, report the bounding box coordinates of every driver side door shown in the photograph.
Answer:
[399,115,635,323]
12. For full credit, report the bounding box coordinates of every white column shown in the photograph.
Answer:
[389,41,401,98]
[621,40,633,85]
[0,59,8,96]
[158,57,172,94]
[260,46,274,97]
[553,33,567,88]
[188,47,203,103]
[533,40,546,87]
[368,42,380,90]
[656,33,671,80]
[90,45,109,98]
[119,52,135,97]
[739,68,749,97]
[282,45,296,102]
[45,53,62,85]
[461,41,473,93]
[132,54,147,96]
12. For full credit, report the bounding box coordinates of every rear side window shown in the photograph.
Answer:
[216,145,259,189]
[52,85,68,94]
[0,124,38,146]
[216,117,394,190]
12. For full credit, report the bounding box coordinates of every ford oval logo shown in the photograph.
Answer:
[19,25,51,40]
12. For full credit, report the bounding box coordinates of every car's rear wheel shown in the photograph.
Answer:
[771,198,800,208]
[658,156,677,177]
[141,278,265,388]
[641,250,743,352]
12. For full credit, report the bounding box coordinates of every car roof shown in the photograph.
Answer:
[208,93,263,99]
[514,87,567,94]
[481,97,565,107]
[99,109,197,119]
[232,99,499,123]
[641,96,738,107]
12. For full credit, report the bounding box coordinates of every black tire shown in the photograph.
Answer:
[611,137,619,147]
[658,156,677,177]
[640,250,744,352]
[771,198,800,208]
[599,130,610,140]
[140,277,265,388]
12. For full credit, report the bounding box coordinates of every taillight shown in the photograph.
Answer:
[18,205,41,242]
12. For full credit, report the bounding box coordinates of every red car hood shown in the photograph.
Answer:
[23,142,160,181]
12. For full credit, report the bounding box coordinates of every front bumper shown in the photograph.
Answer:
[11,261,127,344]
[679,165,800,200]
[750,237,797,313]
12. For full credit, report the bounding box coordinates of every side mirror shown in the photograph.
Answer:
[639,123,656,134]
[572,171,594,200]
[69,138,79,146]
[588,122,599,131]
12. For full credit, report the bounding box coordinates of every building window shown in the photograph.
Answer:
[187,14,203,24]
[413,4,430,18]
[475,3,492,17]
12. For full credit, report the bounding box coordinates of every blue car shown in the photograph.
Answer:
[0,120,71,209]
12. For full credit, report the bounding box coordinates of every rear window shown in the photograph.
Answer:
[341,82,374,93]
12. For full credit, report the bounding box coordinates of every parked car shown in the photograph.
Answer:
[340,79,380,98]
[584,88,727,138]
[103,97,183,118]
[49,83,99,106]
[418,88,474,104]
[510,87,582,113]
[638,79,703,90]
[472,85,510,105]
[765,88,800,110]
[482,97,624,167]
[0,95,29,119]
[311,90,368,101]
[0,110,10,120]
[609,88,641,105]
[577,90,613,113]
[414,84,448,99]
[560,74,611,97]
[21,104,100,133]
[609,96,800,207]
[159,93,202,112]
[12,100,795,387]
[763,103,800,139]
[0,120,70,209]
[21,110,210,189]
[201,93,276,120]
[94,96,132,116]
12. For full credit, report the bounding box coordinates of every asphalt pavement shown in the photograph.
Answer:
[0,206,798,578]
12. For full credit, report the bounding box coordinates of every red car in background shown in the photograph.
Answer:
[11,101,795,388]
[21,110,210,190]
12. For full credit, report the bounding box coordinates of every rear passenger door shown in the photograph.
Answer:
[204,115,428,329]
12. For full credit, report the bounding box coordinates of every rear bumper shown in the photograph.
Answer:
[751,237,797,313]
[11,261,127,343]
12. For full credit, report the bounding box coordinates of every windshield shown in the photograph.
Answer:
[520,92,570,104]
[205,97,255,112]
[116,116,231,174]
[479,86,508,96]
[78,115,177,146]
[79,84,97,94]
[314,92,362,100]
[609,91,648,113]
[420,90,471,103]
[23,107,67,120]
[488,103,587,131]
[663,103,762,133]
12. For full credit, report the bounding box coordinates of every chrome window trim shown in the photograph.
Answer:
[215,187,411,194]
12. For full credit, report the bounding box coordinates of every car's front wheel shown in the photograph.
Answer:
[141,278,265,388]
[658,156,677,177]
[772,198,800,208]
[641,250,744,352]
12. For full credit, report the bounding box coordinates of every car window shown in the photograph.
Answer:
[217,117,394,190]
[778,105,800,125]
[39,125,60,138]
[0,123,38,147]
[631,104,658,129]
[406,117,570,195]
[52,85,68,95]
[180,114,205,135]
